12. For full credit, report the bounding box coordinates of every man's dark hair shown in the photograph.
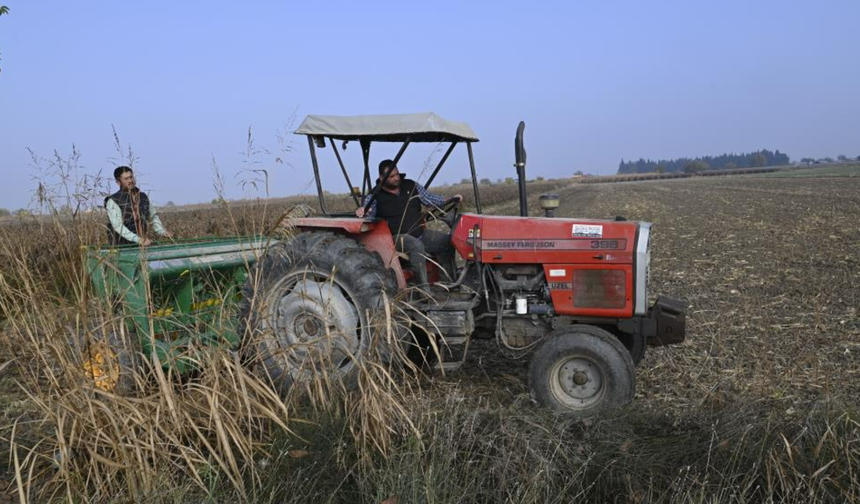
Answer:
[114,166,133,181]
[378,159,396,177]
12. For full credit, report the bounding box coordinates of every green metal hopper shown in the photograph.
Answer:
[86,236,271,373]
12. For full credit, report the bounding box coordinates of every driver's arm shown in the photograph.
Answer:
[357,198,378,219]
[415,184,448,208]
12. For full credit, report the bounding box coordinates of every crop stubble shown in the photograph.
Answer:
[3,176,858,416]
[459,176,860,414]
[2,174,859,501]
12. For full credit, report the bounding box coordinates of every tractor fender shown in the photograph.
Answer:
[293,217,407,289]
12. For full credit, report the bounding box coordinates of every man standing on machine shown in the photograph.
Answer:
[355,159,461,286]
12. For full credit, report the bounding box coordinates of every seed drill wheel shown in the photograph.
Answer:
[78,330,139,394]
[528,325,635,416]
[240,232,399,393]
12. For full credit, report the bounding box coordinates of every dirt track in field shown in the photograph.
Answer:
[451,176,860,414]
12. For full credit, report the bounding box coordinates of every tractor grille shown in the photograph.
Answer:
[572,270,626,309]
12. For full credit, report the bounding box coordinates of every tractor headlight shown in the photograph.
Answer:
[634,223,652,316]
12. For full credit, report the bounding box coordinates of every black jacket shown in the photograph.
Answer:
[104,188,150,245]
[374,179,424,237]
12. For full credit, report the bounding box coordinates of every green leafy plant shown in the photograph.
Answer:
[0,5,8,73]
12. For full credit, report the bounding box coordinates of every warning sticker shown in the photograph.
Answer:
[572,224,603,238]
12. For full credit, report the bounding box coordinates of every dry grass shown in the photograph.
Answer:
[0,183,422,502]
[2,170,860,502]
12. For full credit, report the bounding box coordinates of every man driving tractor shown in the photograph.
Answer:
[355,159,462,286]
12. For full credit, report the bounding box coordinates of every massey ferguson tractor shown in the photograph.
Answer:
[84,112,684,414]
[239,113,687,415]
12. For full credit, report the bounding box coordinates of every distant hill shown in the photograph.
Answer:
[617,150,790,174]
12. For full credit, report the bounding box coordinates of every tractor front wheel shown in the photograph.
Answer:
[528,325,635,416]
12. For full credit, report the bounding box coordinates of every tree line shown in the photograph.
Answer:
[617,149,790,174]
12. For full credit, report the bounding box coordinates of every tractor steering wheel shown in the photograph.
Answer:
[423,197,461,229]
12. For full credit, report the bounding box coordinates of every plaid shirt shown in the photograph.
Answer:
[363,182,447,219]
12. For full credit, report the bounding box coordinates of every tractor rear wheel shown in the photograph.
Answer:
[240,232,400,393]
[528,325,635,416]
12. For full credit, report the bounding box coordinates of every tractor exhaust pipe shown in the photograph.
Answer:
[515,121,528,217]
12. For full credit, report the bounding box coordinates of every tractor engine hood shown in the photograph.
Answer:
[451,213,652,318]
[452,213,640,266]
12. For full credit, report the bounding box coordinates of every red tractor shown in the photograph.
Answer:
[242,113,686,415]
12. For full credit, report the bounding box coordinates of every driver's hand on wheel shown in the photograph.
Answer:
[453,194,463,202]
[355,207,366,218]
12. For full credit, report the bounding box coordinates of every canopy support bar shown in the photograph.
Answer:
[329,137,360,207]
[467,142,482,214]
[361,139,371,199]
[392,140,411,165]
[308,136,328,214]
[424,142,458,189]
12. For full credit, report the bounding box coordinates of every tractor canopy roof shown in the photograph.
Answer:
[295,112,479,143]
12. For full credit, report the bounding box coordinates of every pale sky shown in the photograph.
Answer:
[1,1,858,210]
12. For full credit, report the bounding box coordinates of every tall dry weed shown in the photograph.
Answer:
[0,140,422,502]
[3,140,859,504]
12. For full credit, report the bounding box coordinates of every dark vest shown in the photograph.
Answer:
[104,189,150,245]
[374,179,424,237]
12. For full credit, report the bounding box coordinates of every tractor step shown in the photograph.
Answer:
[433,333,471,374]
[425,310,475,343]
[434,361,465,372]
[409,286,480,311]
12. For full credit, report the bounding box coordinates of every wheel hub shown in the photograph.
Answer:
[271,278,360,376]
[555,357,604,407]
[294,313,323,340]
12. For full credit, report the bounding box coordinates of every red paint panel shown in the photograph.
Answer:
[353,220,407,289]
[294,218,407,289]
[295,217,373,234]
[480,216,636,264]
[452,213,637,266]
[451,213,483,261]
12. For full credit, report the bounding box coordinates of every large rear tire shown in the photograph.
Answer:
[239,232,399,393]
[528,325,635,416]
